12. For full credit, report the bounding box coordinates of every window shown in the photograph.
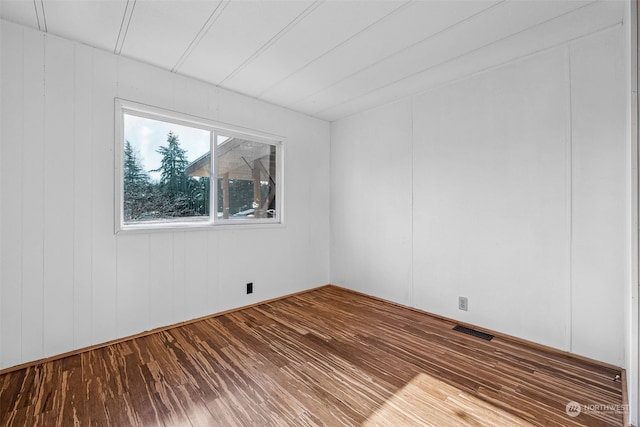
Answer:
[115,99,282,232]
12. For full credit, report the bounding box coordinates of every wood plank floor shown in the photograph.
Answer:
[0,286,625,426]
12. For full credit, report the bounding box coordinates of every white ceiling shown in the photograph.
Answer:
[0,0,625,122]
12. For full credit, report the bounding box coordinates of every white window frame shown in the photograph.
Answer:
[115,99,284,233]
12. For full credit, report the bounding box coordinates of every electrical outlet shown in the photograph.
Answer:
[458,296,468,311]
[246,282,253,294]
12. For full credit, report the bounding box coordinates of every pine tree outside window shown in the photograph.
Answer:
[115,99,283,232]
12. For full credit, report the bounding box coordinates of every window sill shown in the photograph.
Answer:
[115,219,284,234]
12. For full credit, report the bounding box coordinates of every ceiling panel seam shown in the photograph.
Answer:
[293,0,506,112]
[256,0,414,99]
[217,0,325,87]
[115,0,136,55]
[32,0,46,32]
[172,0,230,73]
[316,4,616,120]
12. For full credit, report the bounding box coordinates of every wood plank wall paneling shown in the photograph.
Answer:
[21,29,45,363]
[90,47,119,347]
[184,232,213,319]
[149,233,175,328]
[568,27,627,361]
[73,42,94,351]
[117,234,151,338]
[1,25,24,368]
[43,35,76,358]
[0,20,331,370]
[0,286,625,426]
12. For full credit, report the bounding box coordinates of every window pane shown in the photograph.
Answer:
[123,113,211,224]
[216,136,277,220]
[117,100,282,231]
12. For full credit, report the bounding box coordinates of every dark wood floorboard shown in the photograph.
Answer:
[0,286,625,426]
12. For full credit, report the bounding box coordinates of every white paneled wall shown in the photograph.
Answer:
[0,19,4,366]
[330,99,413,304]
[413,47,571,351]
[331,26,627,367]
[1,21,24,367]
[0,16,4,366]
[569,29,627,364]
[0,20,330,369]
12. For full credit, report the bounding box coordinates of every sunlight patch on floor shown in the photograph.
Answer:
[364,372,536,427]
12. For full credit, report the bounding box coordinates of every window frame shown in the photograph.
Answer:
[115,98,284,233]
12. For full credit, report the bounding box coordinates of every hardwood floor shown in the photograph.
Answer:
[0,285,625,426]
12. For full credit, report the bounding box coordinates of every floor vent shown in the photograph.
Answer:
[453,325,494,341]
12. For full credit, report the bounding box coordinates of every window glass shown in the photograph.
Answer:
[123,114,211,224]
[117,100,281,231]
[215,136,277,220]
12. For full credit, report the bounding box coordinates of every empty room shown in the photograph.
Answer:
[1,0,639,426]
